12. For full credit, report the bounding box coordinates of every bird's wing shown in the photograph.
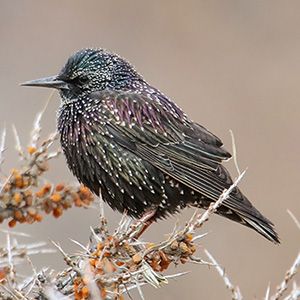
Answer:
[89,89,237,202]
[89,90,279,243]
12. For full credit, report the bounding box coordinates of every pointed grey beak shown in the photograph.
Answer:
[21,75,70,90]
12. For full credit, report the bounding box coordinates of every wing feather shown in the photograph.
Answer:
[87,90,279,243]
[90,90,233,195]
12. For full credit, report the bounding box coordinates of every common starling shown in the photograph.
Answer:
[22,48,279,243]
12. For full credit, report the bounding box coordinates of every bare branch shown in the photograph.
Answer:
[271,252,300,300]
[287,210,300,231]
[229,129,241,176]
[0,125,6,167]
[204,249,243,300]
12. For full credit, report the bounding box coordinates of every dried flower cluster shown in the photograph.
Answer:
[54,211,205,300]
[0,207,299,300]
[0,113,94,227]
[0,230,56,299]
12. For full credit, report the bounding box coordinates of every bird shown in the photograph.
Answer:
[21,48,279,244]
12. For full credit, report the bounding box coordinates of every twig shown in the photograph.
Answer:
[271,252,300,300]
[230,129,241,176]
[0,125,6,167]
[287,210,300,231]
[204,249,243,300]
[12,125,24,158]
[189,170,246,232]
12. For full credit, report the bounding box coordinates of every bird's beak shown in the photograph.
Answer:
[21,75,70,90]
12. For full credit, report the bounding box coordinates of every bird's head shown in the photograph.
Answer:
[21,48,144,101]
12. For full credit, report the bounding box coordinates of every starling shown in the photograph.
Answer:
[22,48,279,243]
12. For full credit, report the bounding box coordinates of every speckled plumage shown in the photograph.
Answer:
[22,48,279,243]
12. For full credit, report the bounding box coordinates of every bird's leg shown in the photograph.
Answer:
[131,209,156,239]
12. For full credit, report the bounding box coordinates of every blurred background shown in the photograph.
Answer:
[1,1,300,299]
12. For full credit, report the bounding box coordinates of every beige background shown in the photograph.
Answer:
[1,1,300,299]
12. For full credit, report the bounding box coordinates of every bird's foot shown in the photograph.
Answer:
[131,210,156,239]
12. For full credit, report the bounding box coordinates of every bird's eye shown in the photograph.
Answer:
[78,76,89,85]
[68,76,89,85]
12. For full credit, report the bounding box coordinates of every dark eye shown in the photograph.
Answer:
[68,76,89,85]
[78,76,89,85]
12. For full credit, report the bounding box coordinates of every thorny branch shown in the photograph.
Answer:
[204,249,242,300]
[270,252,300,300]
[269,210,300,300]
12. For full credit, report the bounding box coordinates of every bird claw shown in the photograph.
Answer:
[131,209,156,239]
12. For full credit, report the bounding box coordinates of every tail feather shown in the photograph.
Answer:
[216,191,280,244]
[214,206,280,244]
[239,214,280,244]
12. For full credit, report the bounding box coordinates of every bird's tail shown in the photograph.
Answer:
[241,215,280,244]
[217,191,280,244]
